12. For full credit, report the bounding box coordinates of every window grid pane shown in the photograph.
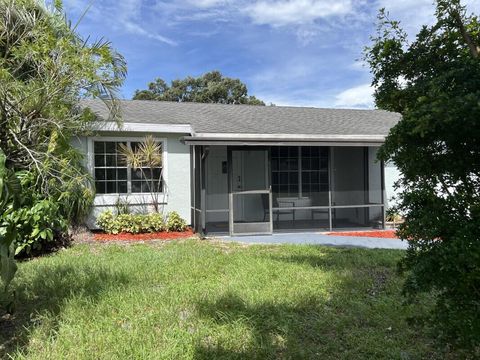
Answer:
[301,147,329,197]
[130,166,163,194]
[272,146,299,197]
[93,140,163,195]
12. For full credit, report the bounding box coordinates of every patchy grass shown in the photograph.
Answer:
[0,240,448,359]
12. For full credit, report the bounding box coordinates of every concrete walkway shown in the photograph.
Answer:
[219,232,408,250]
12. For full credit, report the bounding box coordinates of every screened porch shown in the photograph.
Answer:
[191,145,385,236]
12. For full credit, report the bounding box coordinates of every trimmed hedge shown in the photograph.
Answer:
[97,211,187,234]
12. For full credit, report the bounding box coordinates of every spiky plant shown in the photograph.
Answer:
[119,136,165,213]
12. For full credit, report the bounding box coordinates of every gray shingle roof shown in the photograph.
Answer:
[82,99,400,136]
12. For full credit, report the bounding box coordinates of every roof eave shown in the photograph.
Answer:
[181,133,386,146]
[90,121,193,134]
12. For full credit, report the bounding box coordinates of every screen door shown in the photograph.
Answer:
[229,148,272,235]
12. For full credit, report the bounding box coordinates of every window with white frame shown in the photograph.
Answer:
[93,140,163,194]
[271,146,329,206]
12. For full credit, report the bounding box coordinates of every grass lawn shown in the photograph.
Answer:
[0,239,444,359]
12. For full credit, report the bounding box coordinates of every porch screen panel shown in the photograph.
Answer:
[301,147,329,206]
[190,147,195,229]
[331,147,366,206]
[271,146,299,198]
[205,146,229,233]
[367,147,384,226]
[193,146,202,233]
[332,207,370,228]
[271,146,329,231]
[331,146,384,229]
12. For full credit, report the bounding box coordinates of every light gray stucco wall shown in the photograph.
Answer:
[71,136,88,156]
[385,162,402,208]
[74,132,191,228]
[164,134,191,221]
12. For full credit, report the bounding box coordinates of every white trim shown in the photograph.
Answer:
[182,140,384,147]
[91,122,192,134]
[86,137,94,175]
[93,194,166,206]
[88,136,168,206]
[191,133,386,141]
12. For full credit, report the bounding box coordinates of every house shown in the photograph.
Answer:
[77,99,401,236]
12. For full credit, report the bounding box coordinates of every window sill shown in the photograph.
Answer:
[94,193,166,206]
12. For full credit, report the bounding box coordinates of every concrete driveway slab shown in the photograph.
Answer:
[218,232,408,250]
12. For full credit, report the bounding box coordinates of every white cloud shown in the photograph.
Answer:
[186,0,229,8]
[376,0,480,34]
[115,0,177,45]
[376,0,435,32]
[245,0,353,26]
[334,83,374,108]
[123,21,177,46]
[66,0,177,46]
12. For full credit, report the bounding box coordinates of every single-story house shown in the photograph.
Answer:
[77,99,401,236]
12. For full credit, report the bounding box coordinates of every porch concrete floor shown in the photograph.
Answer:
[218,232,408,250]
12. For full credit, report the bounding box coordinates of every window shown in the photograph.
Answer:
[271,146,299,197]
[301,147,329,196]
[271,146,329,203]
[93,140,163,195]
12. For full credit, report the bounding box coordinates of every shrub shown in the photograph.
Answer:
[364,3,480,350]
[96,210,117,234]
[1,194,68,257]
[1,169,83,258]
[146,213,166,232]
[96,211,174,234]
[0,171,68,256]
[166,211,187,232]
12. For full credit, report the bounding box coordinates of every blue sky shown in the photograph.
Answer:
[64,0,479,108]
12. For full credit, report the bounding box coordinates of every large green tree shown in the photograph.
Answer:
[364,0,480,350]
[133,70,265,105]
[0,0,125,305]
[0,0,126,219]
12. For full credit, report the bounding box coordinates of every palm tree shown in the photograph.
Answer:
[119,136,166,213]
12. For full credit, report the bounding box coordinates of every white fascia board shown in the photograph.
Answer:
[189,133,386,142]
[182,140,384,147]
[91,122,193,134]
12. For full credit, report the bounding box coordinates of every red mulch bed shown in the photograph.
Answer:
[93,229,195,241]
[326,230,399,239]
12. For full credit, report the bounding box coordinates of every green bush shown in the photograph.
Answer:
[96,211,175,234]
[364,3,480,350]
[146,213,166,232]
[3,199,68,256]
[166,211,187,232]
[96,210,116,233]
[1,170,68,257]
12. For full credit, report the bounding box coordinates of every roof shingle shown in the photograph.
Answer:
[82,99,400,136]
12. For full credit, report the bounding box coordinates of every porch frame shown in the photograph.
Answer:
[191,144,386,235]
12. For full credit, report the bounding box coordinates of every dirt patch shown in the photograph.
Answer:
[69,225,95,243]
[326,230,398,239]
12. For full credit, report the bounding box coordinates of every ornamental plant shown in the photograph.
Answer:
[6,199,67,256]
[165,212,187,232]
[119,136,165,213]
[96,211,185,234]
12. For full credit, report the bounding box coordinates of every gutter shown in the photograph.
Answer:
[181,133,386,146]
